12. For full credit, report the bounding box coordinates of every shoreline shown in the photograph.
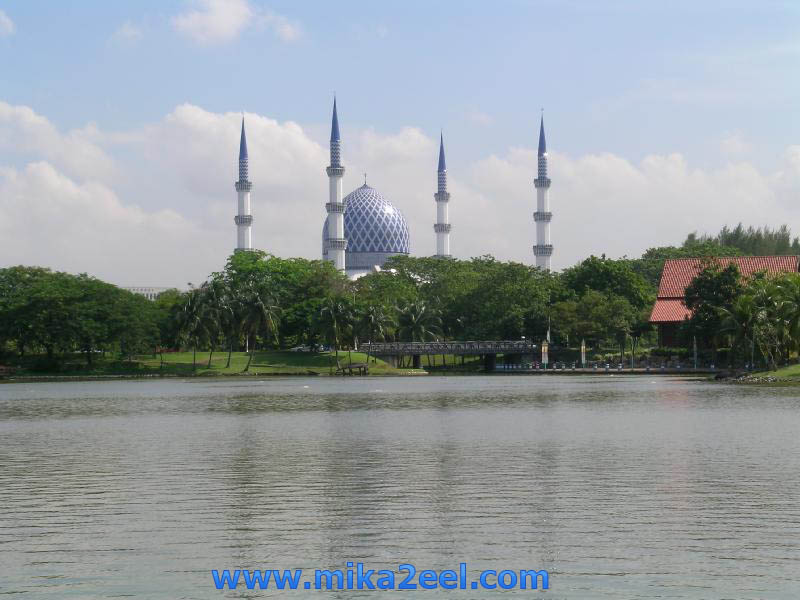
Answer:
[1,370,731,384]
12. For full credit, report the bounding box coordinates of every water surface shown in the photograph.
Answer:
[1,376,799,598]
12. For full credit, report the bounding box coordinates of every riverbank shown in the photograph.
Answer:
[0,351,416,381]
[6,350,794,384]
[728,364,800,385]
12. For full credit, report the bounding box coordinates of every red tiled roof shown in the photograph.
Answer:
[649,299,691,323]
[656,256,799,299]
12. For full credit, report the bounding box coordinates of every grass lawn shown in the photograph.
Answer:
[754,363,800,379]
[2,349,492,379]
[2,350,415,377]
[138,350,402,376]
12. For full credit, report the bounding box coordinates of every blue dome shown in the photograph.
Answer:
[323,184,410,271]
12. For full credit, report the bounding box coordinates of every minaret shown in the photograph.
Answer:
[325,98,347,272]
[434,132,451,257]
[533,114,552,269]
[234,117,253,252]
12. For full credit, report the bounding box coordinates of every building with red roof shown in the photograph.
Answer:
[649,256,799,346]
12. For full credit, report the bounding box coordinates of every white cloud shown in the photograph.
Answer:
[172,0,299,44]
[719,131,750,156]
[0,162,214,286]
[3,101,800,287]
[0,9,14,37]
[256,9,300,42]
[0,101,115,182]
[111,21,143,43]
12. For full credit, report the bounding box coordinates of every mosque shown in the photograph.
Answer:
[231,99,553,279]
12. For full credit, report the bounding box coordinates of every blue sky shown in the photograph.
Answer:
[1,1,799,285]
[4,1,798,166]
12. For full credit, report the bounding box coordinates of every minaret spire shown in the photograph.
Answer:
[434,131,451,258]
[325,98,347,272]
[533,113,552,269]
[234,116,253,252]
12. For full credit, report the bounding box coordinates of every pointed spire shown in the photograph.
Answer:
[537,113,546,156]
[438,132,446,172]
[330,97,340,142]
[239,117,248,161]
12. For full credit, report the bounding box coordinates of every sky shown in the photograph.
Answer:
[0,0,799,287]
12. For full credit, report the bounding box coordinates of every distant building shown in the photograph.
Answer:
[123,286,172,301]
[532,115,553,270]
[230,98,553,277]
[649,256,800,347]
[234,118,254,253]
[321,98,411,279]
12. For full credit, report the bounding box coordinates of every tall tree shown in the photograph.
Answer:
[240,283,280,372]
[683,260,743,361]
[358,305,394,363]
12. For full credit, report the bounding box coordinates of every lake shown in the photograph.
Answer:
[1,376,799,598]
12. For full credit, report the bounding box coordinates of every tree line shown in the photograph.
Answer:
[2,223,799,371]
[0,251,657,368]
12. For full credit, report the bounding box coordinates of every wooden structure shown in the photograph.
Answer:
[335,359,369,376]
[362,340,537,371]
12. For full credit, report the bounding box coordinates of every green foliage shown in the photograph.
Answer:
[378,255,560,340]
[0,266,158,365]
[562,255,652,309]
[682,259,743,357]
[715,272,800,370]
[8,221,796,374]
[551,290,641,348]
[627,243,744,289]
[686,223,800,256]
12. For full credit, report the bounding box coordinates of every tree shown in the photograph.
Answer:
[317,296,353,366]
[685,223,800,256]
[239,282,280,372]
[778,273,800,358]
[720,295,758,368]
[176,287,208,372]
[562,255,652,310]
[627,243,743,289]
[358,305,394,363]
[397,300,441,343]
[683,259,743,362]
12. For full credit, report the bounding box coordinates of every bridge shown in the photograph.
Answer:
[362,340,538,370]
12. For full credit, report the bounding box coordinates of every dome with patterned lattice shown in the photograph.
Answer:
[322,184,410,274]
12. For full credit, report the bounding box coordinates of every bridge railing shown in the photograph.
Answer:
[362,341,538,355]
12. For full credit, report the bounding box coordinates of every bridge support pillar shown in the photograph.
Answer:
[483,354,496,372]
[412,355,421,369]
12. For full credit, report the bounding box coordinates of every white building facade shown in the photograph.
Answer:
[434,133,451,258]
[234,118,253,252]
[321,99,410,278]
[533,116,553,270]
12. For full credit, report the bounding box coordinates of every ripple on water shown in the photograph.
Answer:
[1,376,799,598]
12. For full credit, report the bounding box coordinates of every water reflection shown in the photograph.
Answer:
[1,376,799,598]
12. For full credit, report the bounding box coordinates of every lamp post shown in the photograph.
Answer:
[542,340,549,368]
[581,339,586,369]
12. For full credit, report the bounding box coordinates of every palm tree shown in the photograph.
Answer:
[240,282,280,372]
[398,300,441,342]
[720,294,758,368]
[176,287,207,372]
[359,305,394,364]
[397,300,441,367]
[198,282,223,369]
[754,279,786,369]
[777,274,800,358]
[319,296,353,368]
